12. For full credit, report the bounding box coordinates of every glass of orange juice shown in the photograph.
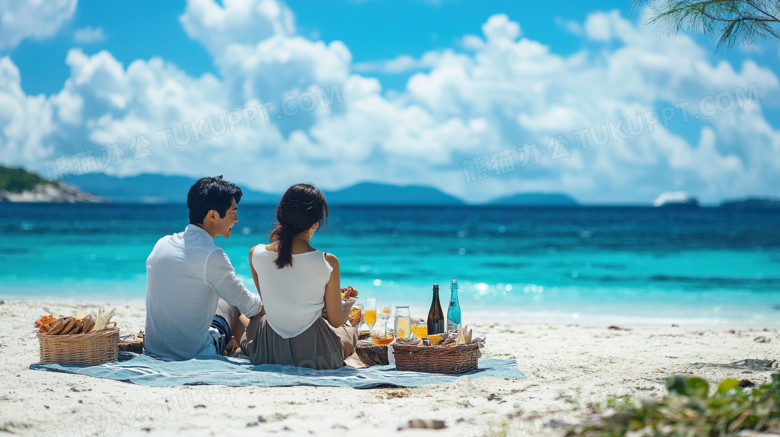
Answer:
[411,319,428,339]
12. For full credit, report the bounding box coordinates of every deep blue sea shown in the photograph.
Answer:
[1,204,779,326]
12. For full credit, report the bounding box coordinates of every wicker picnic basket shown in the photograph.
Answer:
[356,341,389,366]
[393,343,479,374]
[38,328,119,365]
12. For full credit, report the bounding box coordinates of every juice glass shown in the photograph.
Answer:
[364,298,377,332]
[411,320,428,339]
[394,306,411,338]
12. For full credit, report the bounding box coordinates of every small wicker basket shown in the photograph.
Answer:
[38,329,119,365]
[355,341,389,366]
[393,343,479,374]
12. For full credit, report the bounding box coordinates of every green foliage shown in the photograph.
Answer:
[665,375,710,398]
[567,373,780,436]
[631,0,780,52]
[0,166,50,193]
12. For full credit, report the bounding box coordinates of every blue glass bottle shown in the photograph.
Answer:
[447,279,461,331]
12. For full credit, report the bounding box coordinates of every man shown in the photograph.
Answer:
[144,176,262,360]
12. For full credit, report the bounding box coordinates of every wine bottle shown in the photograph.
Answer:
[427,284,445,335]
[447,279,461,331]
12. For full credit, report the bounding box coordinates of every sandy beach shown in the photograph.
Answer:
[1,299,778,437]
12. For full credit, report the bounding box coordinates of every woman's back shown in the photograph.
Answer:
[252,244,333,338]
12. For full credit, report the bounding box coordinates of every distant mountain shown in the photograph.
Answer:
[64,173,583,206]
[720,198,780,209]
[68,173,279,204]
[323,182,464,205]
[0,166,104,203]
[487,192,578,206]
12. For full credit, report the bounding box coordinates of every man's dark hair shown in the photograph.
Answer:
[187,176,243,225]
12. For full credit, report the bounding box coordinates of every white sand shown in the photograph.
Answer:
[1,299,778,437]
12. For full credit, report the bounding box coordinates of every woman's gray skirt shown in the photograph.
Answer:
[241,315,357,370]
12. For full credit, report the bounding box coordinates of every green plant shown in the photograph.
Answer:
[567,373,780,436]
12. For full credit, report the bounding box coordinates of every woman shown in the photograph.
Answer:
[239,183,357,369]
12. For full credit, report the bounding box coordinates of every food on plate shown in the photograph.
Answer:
[340,286,358,299]
[349,305,363,326]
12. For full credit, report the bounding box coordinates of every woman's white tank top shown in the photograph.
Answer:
[251,245,333,339]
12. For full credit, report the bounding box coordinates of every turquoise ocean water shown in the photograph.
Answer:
[1,204,778,326]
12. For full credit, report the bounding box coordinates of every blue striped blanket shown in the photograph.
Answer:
[30,352,525,388]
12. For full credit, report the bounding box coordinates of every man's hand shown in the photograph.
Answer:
[223,337,239,356]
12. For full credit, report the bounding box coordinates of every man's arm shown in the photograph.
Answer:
[205,249,262,318]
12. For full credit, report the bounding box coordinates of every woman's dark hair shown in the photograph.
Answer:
[187,176,243,225]
[270,183,329,269]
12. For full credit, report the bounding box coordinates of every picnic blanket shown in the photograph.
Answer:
[30,352,525,389]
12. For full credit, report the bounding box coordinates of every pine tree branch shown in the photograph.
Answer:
[630,0,780,52]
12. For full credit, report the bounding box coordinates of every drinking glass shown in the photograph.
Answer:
[372,319,392,345]
[394,306,411,338]
[364,298,377,334]
[411,319,428,339]
[380,304,391,335]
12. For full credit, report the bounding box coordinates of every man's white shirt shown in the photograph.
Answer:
[145,224,262,360]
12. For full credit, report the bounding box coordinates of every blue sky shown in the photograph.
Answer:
[1,0,779,203]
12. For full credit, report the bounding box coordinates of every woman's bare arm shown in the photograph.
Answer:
[323,253,344,327]
[248,245,265,318]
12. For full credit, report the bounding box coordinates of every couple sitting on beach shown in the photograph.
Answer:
[144,176,357,370]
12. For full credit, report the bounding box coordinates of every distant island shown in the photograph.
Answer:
[0,166,103,203]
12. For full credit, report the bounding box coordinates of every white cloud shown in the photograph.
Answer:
[73,26,106,43]
[179,0,295,55]
[0,56,58,163]
[482,14,521,42]
[0,0,77,50]
[554,16,583,36]
[352,52,441,74]
[1,0,779,204]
